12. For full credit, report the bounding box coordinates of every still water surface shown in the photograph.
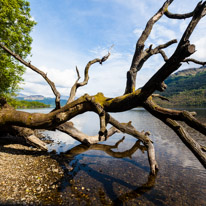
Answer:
[21,107,206,205]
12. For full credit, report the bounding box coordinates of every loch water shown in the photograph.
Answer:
[19,107,206,205]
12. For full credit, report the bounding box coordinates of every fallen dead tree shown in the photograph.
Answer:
[0,0,206,174]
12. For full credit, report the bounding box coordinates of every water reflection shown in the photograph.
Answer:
[17,107,206,205]
[53,137,157,204]
[113,173,157,205]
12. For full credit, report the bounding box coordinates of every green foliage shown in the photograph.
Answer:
[163,70,206,97]
[17,97,68,107]
[0,0,36,96]
[156,89,206,107]
[9,98,50,109]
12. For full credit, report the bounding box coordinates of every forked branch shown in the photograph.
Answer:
[67,52,110,104]
[139,1,206,101]
[125,0,173,94]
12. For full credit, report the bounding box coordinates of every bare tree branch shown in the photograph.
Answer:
[67,52,110,104]
[178,1,206,46]
[139,2,206,101]
[1,0,206,176]
[67,66,81,104]
[166,118,206,168]
[106,113,158,174]
[143,39,177,62]
[142,98,206,168]
[57,121,119,145]
[8,126,47,151]
[125,0,174,94]
[164,9,194,19]
[152,94,169,101]
[182,58,206,65]
[0,43,61,110]
[158,50,169,62]
[143,98,206,136]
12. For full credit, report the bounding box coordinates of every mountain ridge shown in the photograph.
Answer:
[155,66,206,106]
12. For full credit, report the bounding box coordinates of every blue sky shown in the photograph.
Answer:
[21,0,206,98]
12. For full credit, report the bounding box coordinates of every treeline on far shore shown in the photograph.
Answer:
[154,89,206,107]
[9,99,50,109]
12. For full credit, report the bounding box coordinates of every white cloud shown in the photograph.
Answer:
[192,37,206,60]
[150,24,177,42]
[20,0,206,98]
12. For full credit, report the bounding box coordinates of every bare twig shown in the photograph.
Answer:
[182,58,206,65]
[158,50,169,62]
[152,94,169,101]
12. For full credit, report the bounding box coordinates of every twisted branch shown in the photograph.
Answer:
[67,52,110,104]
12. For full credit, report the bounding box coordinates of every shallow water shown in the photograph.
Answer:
[18,107,206,205]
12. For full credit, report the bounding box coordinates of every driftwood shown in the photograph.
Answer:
[0,0,206,174]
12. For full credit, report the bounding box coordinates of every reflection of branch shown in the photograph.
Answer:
[65,137,146,159]
[55,138,156,203]
[113,172,157,205]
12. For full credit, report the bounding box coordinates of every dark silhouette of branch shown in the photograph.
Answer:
[124,0,174,94]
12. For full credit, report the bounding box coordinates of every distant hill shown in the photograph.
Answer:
[155,66,206,106]
[17,95,67,107]
[24,95,44,100]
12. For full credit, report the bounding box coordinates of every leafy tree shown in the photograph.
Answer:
[0,0,36,97]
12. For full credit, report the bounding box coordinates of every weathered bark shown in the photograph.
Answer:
[166,119,206,168]
[56,121,120,145]
[0,0,206,174]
